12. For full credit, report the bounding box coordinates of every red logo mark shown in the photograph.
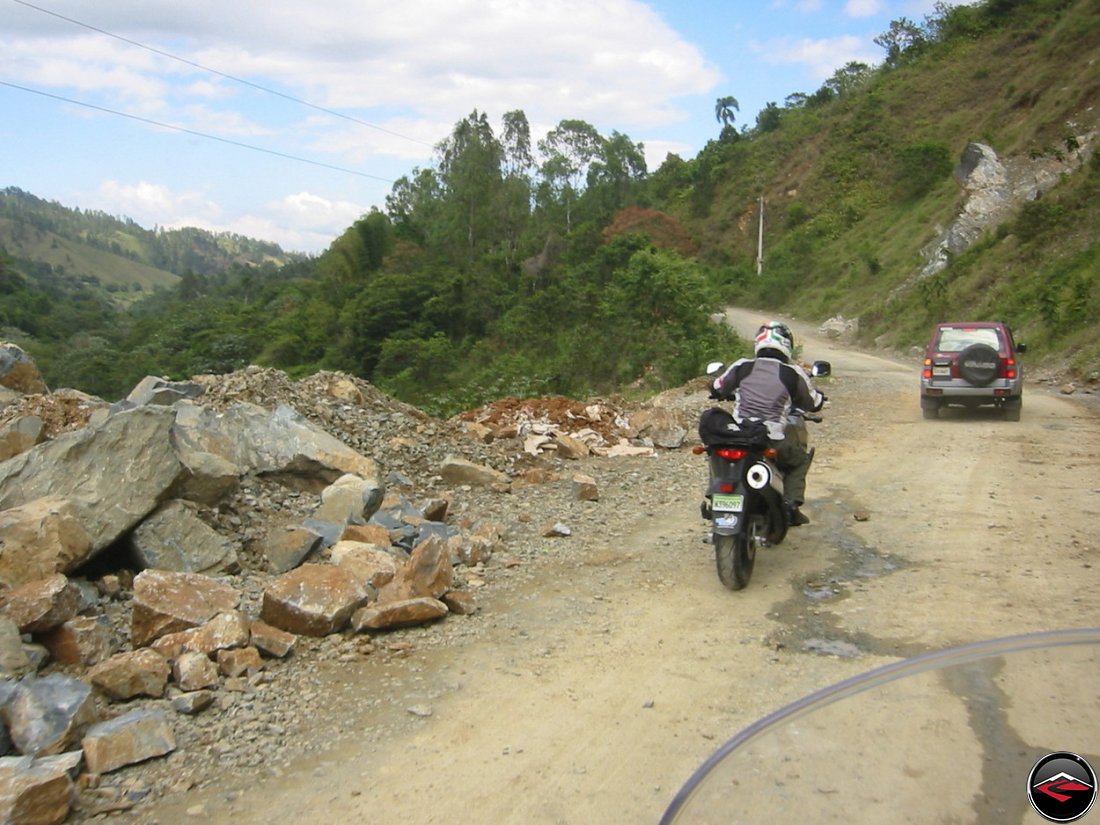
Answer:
[1036,773,1094,804]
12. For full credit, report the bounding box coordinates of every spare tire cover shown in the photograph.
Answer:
[958,343,1000,386]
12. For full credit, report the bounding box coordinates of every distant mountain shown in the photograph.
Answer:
[0,187,305,307]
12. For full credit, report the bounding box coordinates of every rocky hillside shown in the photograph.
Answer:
[0,341,699,822]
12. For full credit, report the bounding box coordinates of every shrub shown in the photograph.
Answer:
[1015,199,1067,242]
[895,141,953,199]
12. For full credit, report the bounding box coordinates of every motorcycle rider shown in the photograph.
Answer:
[711,321,826,526]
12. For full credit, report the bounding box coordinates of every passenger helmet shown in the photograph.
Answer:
[754,321,794,361]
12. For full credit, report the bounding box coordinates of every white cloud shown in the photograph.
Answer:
[269,191,367,233]
[85,181,366,253]
[769,0,824,12]
[4,0,718,146]
[639,138,695,170]
[760,36,878,80]
[0,0,724,251]
[93,180,218,224]
[845,0,884,17]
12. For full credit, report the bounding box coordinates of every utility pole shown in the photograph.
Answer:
[756,196,764,275]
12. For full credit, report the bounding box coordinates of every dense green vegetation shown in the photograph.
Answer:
[3,0,1097,411]
[676,0,1099,371]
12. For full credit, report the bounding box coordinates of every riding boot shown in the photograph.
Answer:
[786,499,810,527]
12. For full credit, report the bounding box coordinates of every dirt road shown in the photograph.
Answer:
[131,310,1100,824]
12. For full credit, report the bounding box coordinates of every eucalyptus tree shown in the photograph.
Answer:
[500,109,535,181]
[385,166,444,245]
[585,131,648,220]
[436,110,506,258]
[537,119,602,233]
[498,109,536,267]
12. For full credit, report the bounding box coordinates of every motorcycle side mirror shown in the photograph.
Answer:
[705,361,725,376]
[811,361,831,378]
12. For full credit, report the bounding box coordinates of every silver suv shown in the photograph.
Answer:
[920,322,1026,420]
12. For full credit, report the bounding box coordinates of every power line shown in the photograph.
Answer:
[11,0,435,148]
[0,80,396,183]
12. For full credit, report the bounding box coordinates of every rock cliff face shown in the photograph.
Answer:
[0,357,695,821]
[917,130,1097,280]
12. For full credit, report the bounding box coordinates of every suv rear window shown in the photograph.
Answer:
[934,327,1002,353]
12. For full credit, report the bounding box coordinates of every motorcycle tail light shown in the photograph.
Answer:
[716,448,748,461]
[718,483,735,493]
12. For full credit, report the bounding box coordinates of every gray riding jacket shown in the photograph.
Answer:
[711,357,825,439]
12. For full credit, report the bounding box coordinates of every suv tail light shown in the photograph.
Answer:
[1002,357,1018,380]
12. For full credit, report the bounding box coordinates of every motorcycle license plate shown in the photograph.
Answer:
[712,494,744,512]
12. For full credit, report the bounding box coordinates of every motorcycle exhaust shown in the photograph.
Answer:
[745,463,770,490]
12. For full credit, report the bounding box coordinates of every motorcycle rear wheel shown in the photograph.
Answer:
[715,531,755,591]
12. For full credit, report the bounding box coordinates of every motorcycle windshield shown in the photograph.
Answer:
[660,628,1100,825]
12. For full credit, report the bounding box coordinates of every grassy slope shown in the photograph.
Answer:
[0,218,180,291]
[675,0,1100,376]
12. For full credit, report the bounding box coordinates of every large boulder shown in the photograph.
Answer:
[377,535,454,604]
[150,610,250,660]
[80,709,175,775]
[260,565,369,637]
[0,618,33,679]
[87,649,170,701]
[0,498,94,588]
[124,376,205,407]
[130,570,240,648]
[627,407,687,449]
[0,344,47,395]
[0,752,81,825]
[330,540,400,590]
[439,456,508,487]
[259,524,325,574]
[351,597,448,631]
[129,499,238,574]
[312,473,384,526]
[0,407,187,558]
[3,674,95,757]
[0,575,82,634]
[174,401,382,494]
[0,415,44,462]
[39,615,118,667]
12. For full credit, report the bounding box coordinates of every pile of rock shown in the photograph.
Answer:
[0,341,699,822]
[0,348,515,822]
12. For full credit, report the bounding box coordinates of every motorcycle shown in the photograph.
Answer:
[694,360,831,591]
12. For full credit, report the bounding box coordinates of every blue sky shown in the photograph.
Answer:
[0,0,943,254]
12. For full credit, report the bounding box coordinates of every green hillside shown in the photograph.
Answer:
[3,0,1097,405]
[0,187,303,307]
[0,216,179,297]
[671,0,1099,371]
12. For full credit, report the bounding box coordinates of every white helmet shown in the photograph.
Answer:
[754,321,793,361]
